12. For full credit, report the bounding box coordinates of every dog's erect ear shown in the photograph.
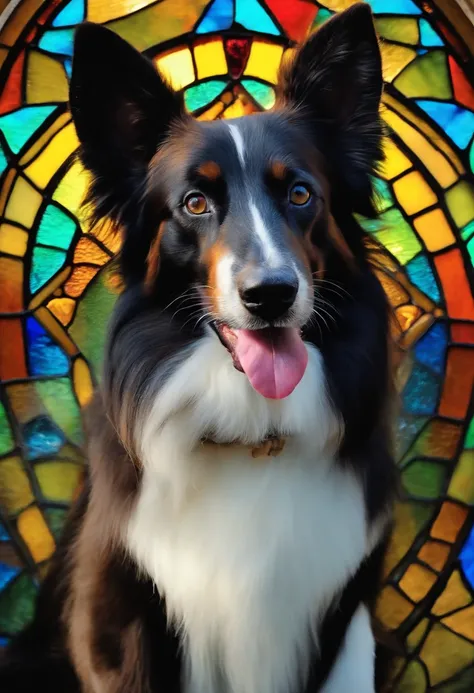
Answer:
[278,3,383,215]
[70,23,183,227]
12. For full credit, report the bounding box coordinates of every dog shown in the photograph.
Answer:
[0,4,397,692]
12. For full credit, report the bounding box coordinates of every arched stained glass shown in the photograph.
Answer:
[0,0,473,688]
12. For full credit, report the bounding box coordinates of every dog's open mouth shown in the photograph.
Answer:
[211,322,308,400]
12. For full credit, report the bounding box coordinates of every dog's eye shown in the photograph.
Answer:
[184,193,208,215]
[289,184,311,206]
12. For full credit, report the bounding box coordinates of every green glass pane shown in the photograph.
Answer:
[465,417,474,449]
[0,573,36,634]
[44,507,68,540]
[30,246,66,294]
[394,51,452,100]
[373,208,422,265]
[311,8,332,29]
[461,220,474,243]
[396,659,427,692]
[0,401,14,455]
[373,176,395,212]
[470,138,474,174]
[36,203,77,250]
[36,378,83,446]
[0,144,7,176]
[446,180,474,228]
[403,420,462,465]
[69,269,117,379]
[375,17,419,45]
[184,80,227,112]
[468,236,474,267]
[402,460,447,499]
[241,79,275,109]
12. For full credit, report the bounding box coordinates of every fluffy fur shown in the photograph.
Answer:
[0,4,397,693]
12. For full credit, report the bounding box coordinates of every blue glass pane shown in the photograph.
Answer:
[0,144,7,176]
[416,100,474,149]
[23,416,64,460]
[395,415,428,459]
[419,19,443,47]
[36,204,77,250]
[402,364,439,416]
[365,0,421,14]
[0,106,56,154]
[235,0,280,35]
[30,246,66,294]
[52,0,85,27]
[406,254,440,303]
[0,524,9,541]
[414,322,448,374]
[63,59,72,79]
[460,525,474,589]
[184,81,227,111]
[0,563,19,591]
[38,29,75,57]
[26,317,69,377]
[196,0,233,33]
[0,637,9,647]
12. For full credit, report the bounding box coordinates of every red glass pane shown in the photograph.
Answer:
[449,55,474,110]
[224,37,252,79]
[0,50,25,115]
[265,0,317,41]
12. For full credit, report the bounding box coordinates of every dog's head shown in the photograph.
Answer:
[70,3,383,400]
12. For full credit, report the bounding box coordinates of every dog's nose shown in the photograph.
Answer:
[238,268,299,322]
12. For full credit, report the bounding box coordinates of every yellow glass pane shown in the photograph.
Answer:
[73,358,94,407]
[393,171,437,216]
[383,92,464,176]
[442,605,474,640]
[421,623,474,687]
[399,563,437,602]
[5,176,42,228]
[245,41,284,84]
[376,585,412,630]
[380,43,416,83]
[47,297,76,326]
[432,570,472,616]
[222,96,255,119]
[194,39,227,79]
[384,109,457,188]
[0,223,28,256]
[88,219,121,254]
[88,0,156,23]
[0,456,33,513]
[0,169,16,217]
[375,17,419,45]
[19,112,71,167]
[413,208,456,252]
[53,160,89,218]
[73,236,111,266]
[407,619,429,652]
[381,138,412,179]
[26,49,68,104]
[35,461,83,502]
[17,506,55,562]
[156,47,195,90]
[448,450,474,504]
[197,101,225,121]
[445,180,474,228]
[25,123,79,190]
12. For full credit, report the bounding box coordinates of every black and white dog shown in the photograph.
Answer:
[0,4,396,692]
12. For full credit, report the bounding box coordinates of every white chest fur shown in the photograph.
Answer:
[126,335,371,693]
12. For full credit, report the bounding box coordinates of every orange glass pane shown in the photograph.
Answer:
[73,236,111,266]
[393,170,437,215]
[417,540,450,572]
[0,223,28,257]
[413,208,456,252]
[438,347,474,419]
[442,605,474,640]
[434,249,474,320]
[430,502,468,543]
[432,570,472,616]
[399,563,436,602]
[47,297,76,326]
[0,256,23,312]
[420,623,474,687]
[65,265,100,298]
[376,585,413,630]
[73,358,94,407]
[0,319,27,380]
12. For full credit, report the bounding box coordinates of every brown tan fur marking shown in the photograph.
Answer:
[269,160,287,180]
[144,222,166,293]
[202,240,228,313]
[197,161,221,180]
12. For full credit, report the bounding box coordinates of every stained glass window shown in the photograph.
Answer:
[0,0,473,689]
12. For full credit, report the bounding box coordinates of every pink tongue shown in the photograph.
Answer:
[233,328,308,399]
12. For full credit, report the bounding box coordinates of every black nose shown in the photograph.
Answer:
[238,269,299,322]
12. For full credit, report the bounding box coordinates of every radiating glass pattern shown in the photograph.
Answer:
[0,1,473,689]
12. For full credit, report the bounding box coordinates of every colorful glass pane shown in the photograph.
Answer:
[0,1,474,690]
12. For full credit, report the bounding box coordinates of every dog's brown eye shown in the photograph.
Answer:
[289,184,311,206]
[185,193,208,215]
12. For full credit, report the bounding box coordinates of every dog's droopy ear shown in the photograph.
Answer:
[70,23,183,228]
[278,3,383,215]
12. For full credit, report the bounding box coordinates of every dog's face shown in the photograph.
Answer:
[70,3,383,399]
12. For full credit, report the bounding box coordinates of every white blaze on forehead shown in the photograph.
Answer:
[228,123,246,166]
[249,200,281,267]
